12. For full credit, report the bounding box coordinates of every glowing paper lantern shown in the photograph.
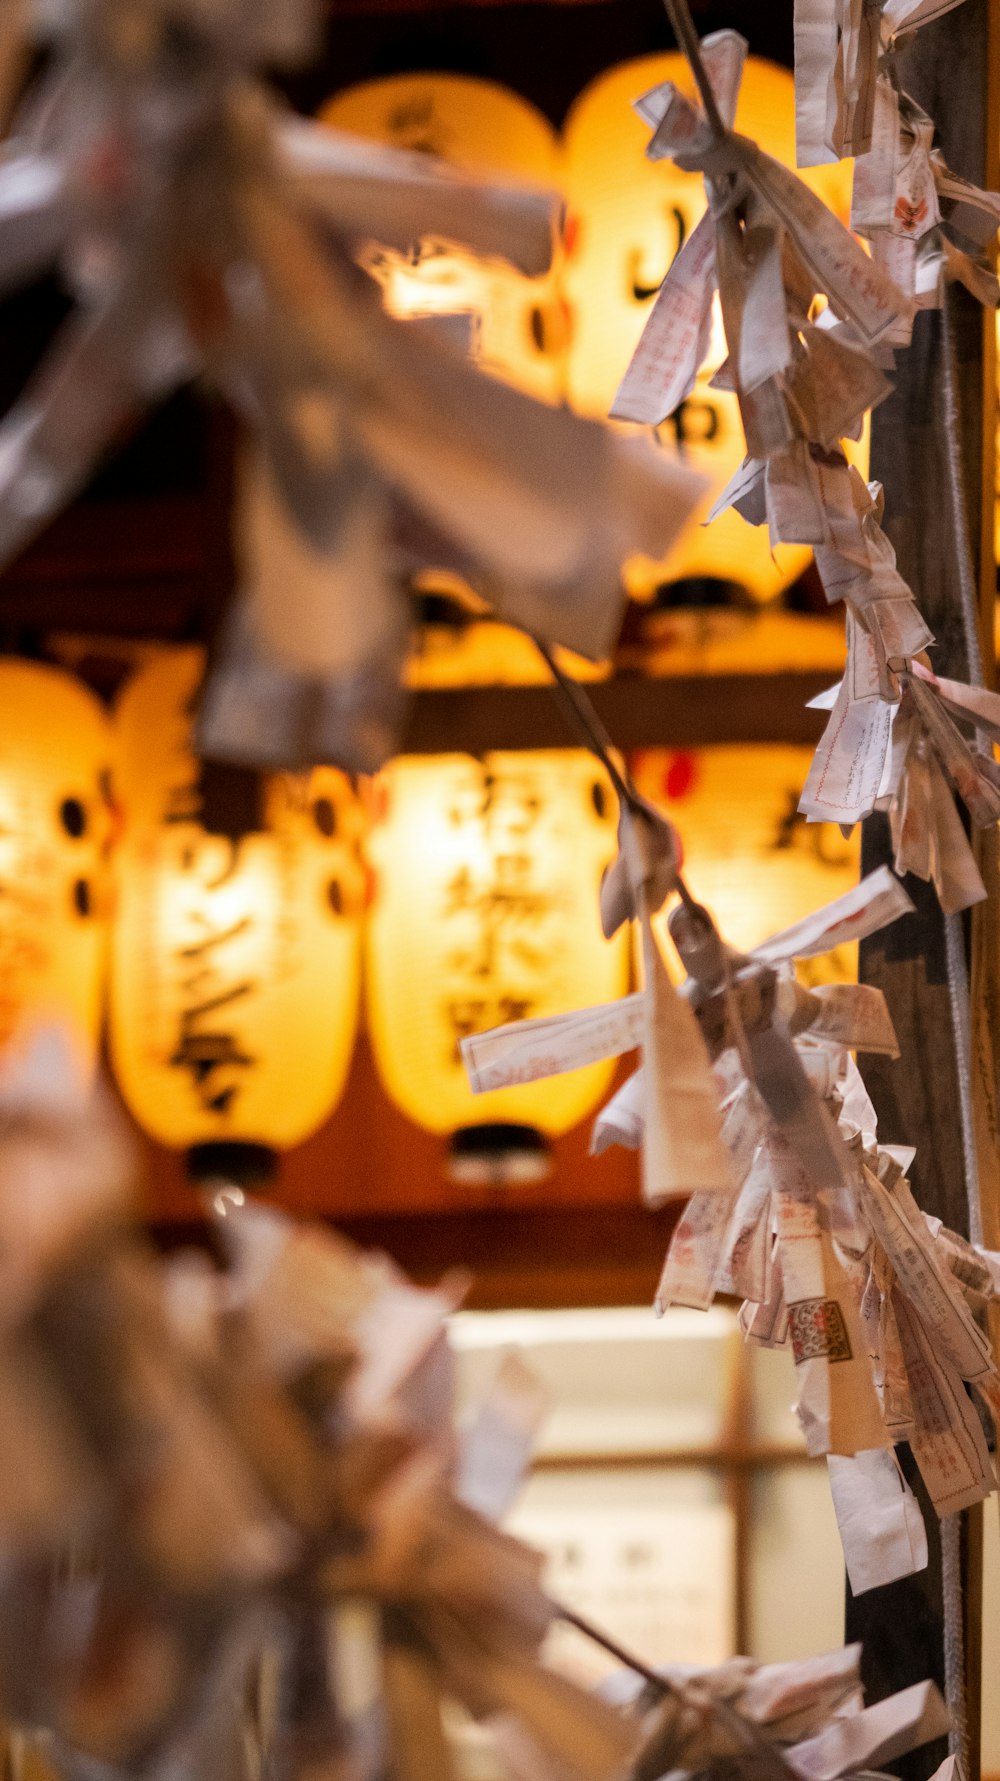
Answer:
[109,650,364,1170]
[319,74,565,404]
[562,56,856,602]
[630,745,861,983]
[365,751,629,1143]
[0,660,113,1069]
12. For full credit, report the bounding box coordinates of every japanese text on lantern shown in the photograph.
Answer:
[440,766,567,1062]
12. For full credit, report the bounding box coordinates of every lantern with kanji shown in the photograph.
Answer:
[562,54,855,602]
[364,750,629,1171]
[109,649,364,1180]
[0,659,114,1072]
[319,72,566,405]
[630,746,860,983]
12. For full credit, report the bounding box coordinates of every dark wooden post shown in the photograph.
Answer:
[848,4,998,1775]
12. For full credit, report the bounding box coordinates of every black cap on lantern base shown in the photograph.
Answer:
[185,1141,279,1192]
[446,1123,550,1189]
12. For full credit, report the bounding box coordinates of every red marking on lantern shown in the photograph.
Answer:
[664,752,697,801]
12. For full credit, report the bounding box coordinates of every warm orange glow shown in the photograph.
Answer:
[109,650,364,1151]
[630,745,861,983]
[319,74,566,405]
[0,661,113,1070]
[321,63,861,613]
[365,751,630,1135]
[562,55,856,605]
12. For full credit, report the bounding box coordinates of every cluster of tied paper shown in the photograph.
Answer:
[0,0,997,1772]
[463,0,1000,1600]
[0,1036,954,1781]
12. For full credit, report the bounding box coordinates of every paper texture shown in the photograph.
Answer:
[827,1448,928,1593]
[461,996,645,1094]
[789,1681,950,1780]
[0,2,709,781]
[752,866,915,963]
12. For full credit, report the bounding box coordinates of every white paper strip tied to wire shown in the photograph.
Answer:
[462,834,998,1591]
[622,1643,951,1781]
[610,14,1000,920]
[795,0,1000,339]
[465,794,738,1207]
[802,648,1000,913]
[850,87,1000,341]
[462,859,913,1212]
[610,28,906,455]
[708,412,1000,911]
[0,0,707,776]
[652,993,1000,1598]
[853,80,1000,334]
[793,0,966,168]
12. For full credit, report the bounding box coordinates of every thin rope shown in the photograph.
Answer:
[940,286,985,692]
[937,291,985,1252]
[944,909,983,1248]
[553,1602,800,1781]
[531,634,715,926]
[937,288,988,1765]
[530,633,639,814]
[554,1603,669,1692]
[941,1513,969,1769]
[659,0,726,141]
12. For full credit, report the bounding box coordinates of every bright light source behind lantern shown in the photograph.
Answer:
[319,74,565,405]
[364,752,629,1159]
[109,650,364,1176]
[0,660,113,1071]
[630,746,861,984]
[562,55,855,603]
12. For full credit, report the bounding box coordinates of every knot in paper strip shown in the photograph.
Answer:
[600,797,681,939]
[613,26,908,451]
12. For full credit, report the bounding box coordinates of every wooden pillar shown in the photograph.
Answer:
[848,3,998,1775]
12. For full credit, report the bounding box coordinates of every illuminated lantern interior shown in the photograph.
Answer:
[364,751,630,1145]
[319,73,566,405]
[109,650,365,1167]
[630,745,861,984]
[0,660,114,1073]
[323,61,860,612]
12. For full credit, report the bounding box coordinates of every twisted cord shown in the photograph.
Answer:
[938,288,986,1252]
[941,1513,969,1768]
[940,285,985,691]
[938,287,989,1764]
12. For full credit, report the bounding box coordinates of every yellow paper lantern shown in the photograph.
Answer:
[109,650,364,1169]
[364,751,629,1145]
[630,745,861,984]
[562,55,856,602]
[318,73,566,405]
[0,660,113,1070]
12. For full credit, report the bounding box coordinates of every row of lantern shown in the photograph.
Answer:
[7,652,628,1175]
[3,650,860,1185]
[319,60,857,605]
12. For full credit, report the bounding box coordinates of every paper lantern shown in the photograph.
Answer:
[109,650,364,1170]
[0,660,113,1070]
[562,55,856,602]
[365,751,629,1145]
[630,745,861,983]
[318,74,566,404]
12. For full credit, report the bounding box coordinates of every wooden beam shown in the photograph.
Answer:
[401,670,832,753]
[149,1203,683,1311]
